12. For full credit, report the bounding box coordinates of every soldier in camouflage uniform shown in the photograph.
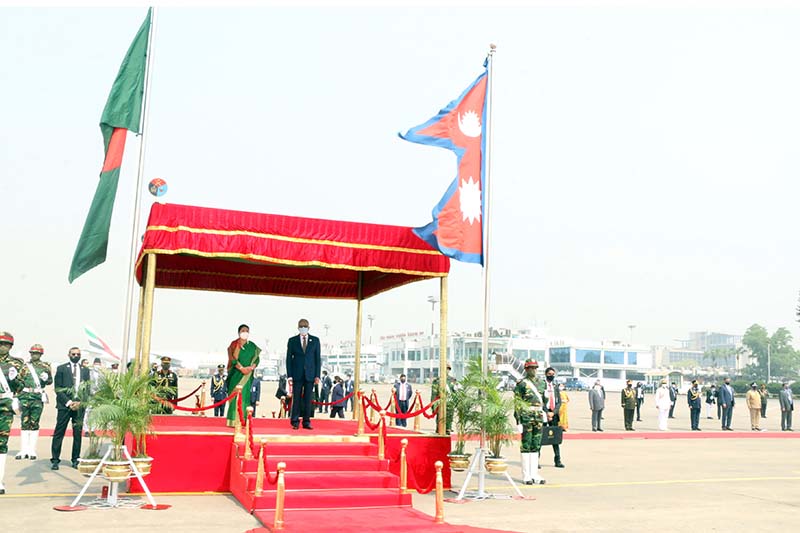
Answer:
[431,364,457,434]
[0,332,24,494]
[514,359,546,485]
[15,344,53,460]
[152,356,179,414]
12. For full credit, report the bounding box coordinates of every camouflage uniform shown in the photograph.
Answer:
[0,332,24,494]
[16,345,52,460]
[514,360,546,485]
[431,371,456,434]
[152,357,179,414]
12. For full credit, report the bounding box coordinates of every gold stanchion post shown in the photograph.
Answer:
[434,460,444,523]
[139,253,157,376]
[244,406,254,459]
[197,380,207,417]
[369,389,376,423]
[378,410,386,461]
[413,391,422,432]
[254,438,266,496]
[233,385,245,442]
[356,391,365,436]
[389,389,397,427]
[274,462,286,530]
[400,438,408,492]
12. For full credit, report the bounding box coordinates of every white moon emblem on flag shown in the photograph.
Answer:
[459,177,482,224]
[458,110,482,137]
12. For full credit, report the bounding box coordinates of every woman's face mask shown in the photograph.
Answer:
[239,331,249,341]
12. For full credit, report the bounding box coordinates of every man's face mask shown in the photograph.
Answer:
[298,327,309,335]
[162,364,170,371]
[69,354,81,364]
[30,352,42,362]
[0,343,10,356]
[546,374,555,382]
[94,364,101,370]
[400,377,406,382]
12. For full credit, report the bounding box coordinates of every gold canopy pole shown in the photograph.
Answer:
[438,276,448,435]
[139,252,157,375]
[354,272,364,427]
[133,284,145,373]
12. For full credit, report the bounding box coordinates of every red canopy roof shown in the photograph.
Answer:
[134,203,449,299]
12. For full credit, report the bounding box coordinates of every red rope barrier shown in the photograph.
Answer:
[161,390,238,412]
[311,391,355,407]
[381,398,439,420]
[360,395,381,431]
[237,391,245,426]
[385,445,437,494]
[167,383,204,404]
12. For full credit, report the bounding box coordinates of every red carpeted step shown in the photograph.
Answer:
[242,470,400,491]
[251,488,411,510]
[241,441,378,456]
[254,455,388,472]
[251,507,517,533]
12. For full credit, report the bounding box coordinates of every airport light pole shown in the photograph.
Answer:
[628,324,636,345]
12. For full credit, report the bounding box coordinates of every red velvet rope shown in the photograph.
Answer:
[237,391,245,426]
[155,390,239,412]
[167,383,204,404]
[382,398,439,420]
[311,391,355,406]
[360,395,381,431]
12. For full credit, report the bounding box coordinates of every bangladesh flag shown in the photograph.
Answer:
[69,8,152,283]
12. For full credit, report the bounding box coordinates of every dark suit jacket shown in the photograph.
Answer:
[331,382,344,403]
[286,334,321,383]
[393,381,414,402]
[718,384,735,407]
[320,375,332,394]
[250,378,261,404]
[54,362,91,410]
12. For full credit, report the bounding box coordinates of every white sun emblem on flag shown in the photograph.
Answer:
[458,110,482,137]
[459,177,482,225]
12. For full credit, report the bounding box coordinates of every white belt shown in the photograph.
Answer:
[22,387,43,393]
[1,392,13,400]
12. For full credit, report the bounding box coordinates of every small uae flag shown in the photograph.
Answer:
[69,8,152,283]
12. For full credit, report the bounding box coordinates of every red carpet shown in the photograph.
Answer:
[249,507,520,533]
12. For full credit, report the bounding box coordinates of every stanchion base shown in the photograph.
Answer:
[53,505,88,512]
[141,504,171,510]
[512,495,535,501]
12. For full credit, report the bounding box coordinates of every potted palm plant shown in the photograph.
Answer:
[88,369,163,482]
[447,369,479,471]
[77,432,106,476]
[463,357,516,473]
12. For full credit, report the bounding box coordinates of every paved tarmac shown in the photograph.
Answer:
[2,378,798,532]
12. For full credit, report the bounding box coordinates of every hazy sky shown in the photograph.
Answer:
[2,3,799,362]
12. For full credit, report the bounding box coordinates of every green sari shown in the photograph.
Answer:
[226,339,261,427]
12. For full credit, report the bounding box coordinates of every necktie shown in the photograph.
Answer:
[302,335,307,352]
[73,364,79,387]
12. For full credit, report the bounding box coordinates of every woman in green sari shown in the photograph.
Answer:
[226,324,261,427]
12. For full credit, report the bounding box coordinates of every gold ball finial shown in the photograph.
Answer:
[490,43,496,50]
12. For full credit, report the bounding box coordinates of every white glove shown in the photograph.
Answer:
[516,424,523,434]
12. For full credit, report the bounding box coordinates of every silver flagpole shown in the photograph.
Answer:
[479,43,496,498]
[121,7,158,371]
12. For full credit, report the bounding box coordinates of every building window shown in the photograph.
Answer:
[576,349,600,364]
[604,351,624,365]
[549,347,570,364]
[512,349,528,360]
[627,371,646,382]
[627,352,637,365]
[602,369,622,379]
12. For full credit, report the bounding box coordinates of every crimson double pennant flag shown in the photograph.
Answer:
[69,9,151,283]
[400,65,488,265]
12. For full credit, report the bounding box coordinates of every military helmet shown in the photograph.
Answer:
[29,343,44,354]
[0,331,14,345]
[524,359,539,369]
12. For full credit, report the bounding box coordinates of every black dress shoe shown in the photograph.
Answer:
[524,480,533,485]
[291,424,299,430]
[597,429,604,432]
[72,460,79,469]
[554,462,565,468]
[0,488,5,495]
[51,463,59,470]
[302,425,313,430]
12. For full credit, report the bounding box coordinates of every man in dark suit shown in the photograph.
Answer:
[668,382,678,418]
[249,374,262,417]
[542,367,564,468]
[50,347,91,470]
[778,382,793,431]
[393,374,413,427]
[718,377,735,431]
[318,370,332,413]
[286,318,321,430]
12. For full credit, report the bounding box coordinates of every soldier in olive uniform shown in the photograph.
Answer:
[431,364,457,434]
[152,356,179,414]
[621,379,637,430]
[514,359,546,485]
[0,332,24,494]
[15,344,53,460]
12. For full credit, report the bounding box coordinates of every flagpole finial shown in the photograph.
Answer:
[489,43,496,53]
